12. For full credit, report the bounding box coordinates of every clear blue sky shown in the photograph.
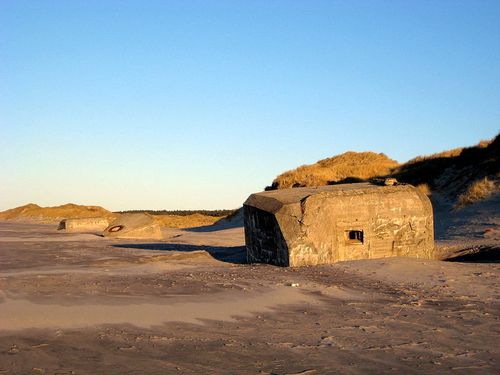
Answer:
[1,1,499,211]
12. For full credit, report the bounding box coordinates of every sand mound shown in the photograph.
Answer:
[0,203,115,224]
[393,134,499,204]
[0,204,227,229]
[268,152,399,190]
[152,213,222,228]
[267,134,499,208]
[211,207,244,229]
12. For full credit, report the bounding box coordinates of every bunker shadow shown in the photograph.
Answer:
[185,222,243,233]
[444,246,500,263]
[112,243,247,264]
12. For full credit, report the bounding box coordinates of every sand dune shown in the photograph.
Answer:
[0,204,225,229]
[0,203,116,224]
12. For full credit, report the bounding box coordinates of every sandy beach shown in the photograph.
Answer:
[0,221,498,374]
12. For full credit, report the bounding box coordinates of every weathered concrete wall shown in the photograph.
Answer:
[58,217,109,232]
[244,206,289,266]
[103,213,163,240]
[244,183,434,267]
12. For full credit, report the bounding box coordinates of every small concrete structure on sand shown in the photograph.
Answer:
[244,182,434,267]
[103,213,163,240]
[58,217,110,232]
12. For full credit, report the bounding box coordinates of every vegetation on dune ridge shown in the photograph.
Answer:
[456,177,498,208]
[152,214,223,228]
[2,135,498,223]
[115,209,237,217]
[0,203,115,223]
[0,204,237,228]
[267,134,500,208]
[268,151,399,190]
[392,134,499,203]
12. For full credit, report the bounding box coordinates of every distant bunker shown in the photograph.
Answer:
[244,182,434,267]
[103,213,163,240]
[58,217,109,232]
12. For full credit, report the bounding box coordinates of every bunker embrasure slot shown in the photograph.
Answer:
[346,230,364,244]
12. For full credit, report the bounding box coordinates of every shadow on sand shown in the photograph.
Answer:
[185,222,243,233]
[445,246,500,263]
[112,243,247,264]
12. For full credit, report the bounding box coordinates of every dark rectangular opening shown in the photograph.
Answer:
[346,230,364,244]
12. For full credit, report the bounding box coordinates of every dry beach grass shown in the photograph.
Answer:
[457,177,499,208]
[0,204,224,229]
[269,134,499,211]
[269,151,399,189]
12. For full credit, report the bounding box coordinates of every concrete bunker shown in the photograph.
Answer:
[58,217,110,232]
[244,182,434,267]
[103,213,163,240]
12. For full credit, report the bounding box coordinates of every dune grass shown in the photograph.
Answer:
[456,177,498,208]
[0,203,115,223]
[267,134,499,209]
[416,183,432,196]
[152,213,223,228]
[269,152,399,189]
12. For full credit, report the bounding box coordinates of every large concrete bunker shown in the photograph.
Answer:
[244,182,434,267]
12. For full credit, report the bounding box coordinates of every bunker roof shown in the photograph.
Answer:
[244,182,419,214]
